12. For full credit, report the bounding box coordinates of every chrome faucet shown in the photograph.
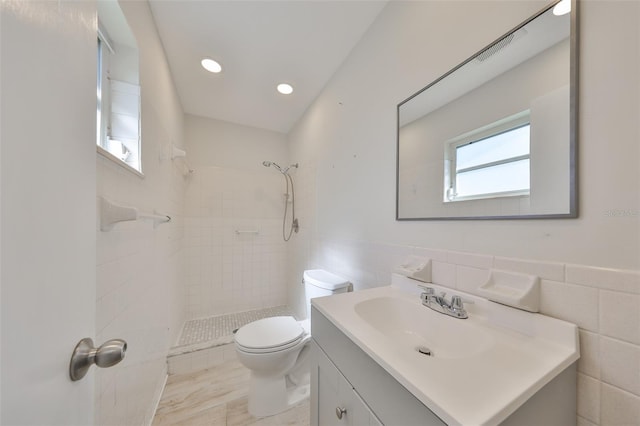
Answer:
[419,286,469,319]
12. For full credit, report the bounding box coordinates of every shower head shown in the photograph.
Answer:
[262,160,283,172]
[263,161,298,175]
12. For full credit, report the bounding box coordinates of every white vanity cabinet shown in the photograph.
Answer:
[311,303,576,426]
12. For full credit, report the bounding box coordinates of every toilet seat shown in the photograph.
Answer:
[236,335,307,354]
[235,316,304,353]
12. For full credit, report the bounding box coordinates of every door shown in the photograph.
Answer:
[1,1,97,424]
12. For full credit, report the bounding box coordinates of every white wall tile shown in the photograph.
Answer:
[183,129,289,318]
[447,250,494,269]
[577,373,601,424]
[432,260,456,288]
[455,265,491,296]
[167,354,192,375]
[601,384,640,426]
[411,247,448,263]
[566,265,640,295]
[599,291,640,345]
[600,337,640,396]
[539,280,599,332]
[579,330,601,380]
[494,256,565,282]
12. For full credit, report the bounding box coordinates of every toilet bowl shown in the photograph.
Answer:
[234,269,350,417]
[235,316,311,417]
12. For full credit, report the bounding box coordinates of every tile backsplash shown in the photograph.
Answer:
[299,239,640,425]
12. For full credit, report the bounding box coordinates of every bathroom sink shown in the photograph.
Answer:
[354,296,493,359]
[311,274,580,426]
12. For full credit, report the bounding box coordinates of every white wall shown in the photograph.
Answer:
[183,115,290,319]
[288,1,640,424]
[95,1,186,424]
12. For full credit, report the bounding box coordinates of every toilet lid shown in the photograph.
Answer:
[234,316,304,350]
[236,335,305,354]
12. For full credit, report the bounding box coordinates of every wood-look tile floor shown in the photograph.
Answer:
[152,359,310,426]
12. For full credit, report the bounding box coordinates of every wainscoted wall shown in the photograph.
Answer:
[183,115,290,319]
[287,1,640,424]
[304,241,640,425]
[95,2,186,424]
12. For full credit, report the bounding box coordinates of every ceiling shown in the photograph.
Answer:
[148,0,387,134]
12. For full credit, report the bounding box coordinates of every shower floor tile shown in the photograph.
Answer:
[177,306,296,347]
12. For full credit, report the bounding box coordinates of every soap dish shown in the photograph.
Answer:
[478,269,540,312]
[394,256,432,283]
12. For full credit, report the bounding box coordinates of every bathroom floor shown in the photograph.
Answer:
[152,358,310,426]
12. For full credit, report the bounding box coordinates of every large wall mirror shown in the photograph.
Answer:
[396,0,577,220]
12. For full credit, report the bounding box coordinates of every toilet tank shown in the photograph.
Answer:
[303,269,351,319]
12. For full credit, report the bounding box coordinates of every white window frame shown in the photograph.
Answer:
[96,22,143,177]
[444,111,531,202]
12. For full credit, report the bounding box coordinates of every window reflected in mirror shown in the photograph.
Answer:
[397,0,576,220]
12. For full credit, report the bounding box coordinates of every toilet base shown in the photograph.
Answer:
[247,371,310,418]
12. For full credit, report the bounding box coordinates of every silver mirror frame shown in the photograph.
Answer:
[396,0,578,221]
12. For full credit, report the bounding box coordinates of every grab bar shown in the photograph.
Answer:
[235,229,260,235]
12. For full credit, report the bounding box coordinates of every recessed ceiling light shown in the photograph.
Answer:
[277,83,294,95]
[201,58,222,73]
[553,0,571,16]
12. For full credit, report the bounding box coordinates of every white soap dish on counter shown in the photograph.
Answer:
[478,269,540,312]
[394,256,431,283]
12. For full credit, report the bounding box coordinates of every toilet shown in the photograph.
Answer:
[234,269,351,417]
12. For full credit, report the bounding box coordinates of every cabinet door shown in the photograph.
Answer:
[314,342,383,426]
[316,342,348,426]
[352,389,384,426]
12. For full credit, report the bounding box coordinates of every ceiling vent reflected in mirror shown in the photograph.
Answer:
[476,28,527,62]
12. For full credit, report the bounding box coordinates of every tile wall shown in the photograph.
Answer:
[96,163,185,425]
[295,239,640,425]
[95,1,186,425]
[183,166,289,319]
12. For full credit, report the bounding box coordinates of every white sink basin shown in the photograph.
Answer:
[354,296,493,359]
[311,274,579,426]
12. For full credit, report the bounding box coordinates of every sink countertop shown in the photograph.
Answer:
[311,274,580,426]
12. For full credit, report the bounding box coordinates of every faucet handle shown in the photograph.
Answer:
[449,295,471,318]
[450,295,464,310]
[450,295,475,309]
[418,285,434,304]
[417,285,434,295]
